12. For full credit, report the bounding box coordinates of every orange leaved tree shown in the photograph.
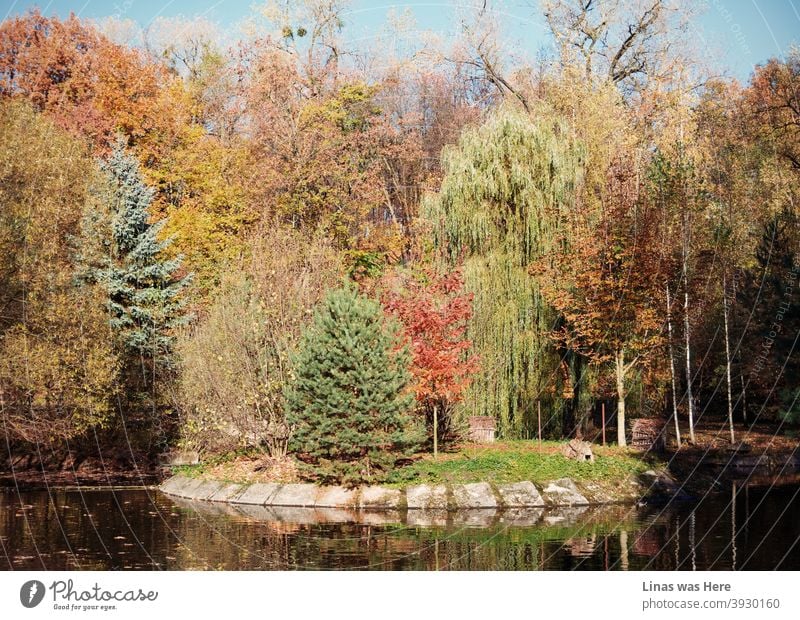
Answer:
[382,269,479,456]
[536,157,666,446]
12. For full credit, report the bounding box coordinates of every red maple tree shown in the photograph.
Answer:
[382,268,479,455]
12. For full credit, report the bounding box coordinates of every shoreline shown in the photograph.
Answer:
[157,472,680,510]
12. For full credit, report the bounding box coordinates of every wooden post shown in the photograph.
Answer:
[537,400,542,450]
[601,402,606,447]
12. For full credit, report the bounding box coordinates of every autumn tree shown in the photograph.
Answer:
[0,10,175,150]
[694,80,760,443]
[648,146,715,444]
[736,211,800,424]
[537,157,665,446]
[739,48,800,423]
[746,48,800,174]
[438,2,530,112]
[0,102,119,443]
[144,15,221,82]
[542,0,697,97]
[143,103,254,295]
[246,65,406,265]
[382,268,478,455]
[366,41,482,240]
[250,0,350,95]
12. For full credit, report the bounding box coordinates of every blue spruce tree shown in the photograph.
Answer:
[88,140,190,371]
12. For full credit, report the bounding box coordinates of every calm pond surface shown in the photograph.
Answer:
[1,484,799,570]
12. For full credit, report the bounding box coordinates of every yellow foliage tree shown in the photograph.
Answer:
[0,102,120,443]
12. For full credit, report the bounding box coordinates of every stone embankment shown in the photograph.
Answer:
[160,472,679,511]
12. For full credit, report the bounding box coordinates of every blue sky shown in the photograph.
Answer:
[3,1,798,82]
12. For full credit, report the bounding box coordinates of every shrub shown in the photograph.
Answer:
[285,286,423,485]
[177,228,341,457]
[0,288,120,443]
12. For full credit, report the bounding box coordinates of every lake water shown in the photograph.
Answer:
[1,483,798,570]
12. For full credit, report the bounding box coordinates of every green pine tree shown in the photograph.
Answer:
[285,286,422,485]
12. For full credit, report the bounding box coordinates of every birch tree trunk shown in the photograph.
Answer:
[666,283,681,448]
[723,272,735,444]
[682,218,696,444]
[615,348,627,447]
[735,276,748,424]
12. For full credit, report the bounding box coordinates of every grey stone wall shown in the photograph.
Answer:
[160,474,599,510]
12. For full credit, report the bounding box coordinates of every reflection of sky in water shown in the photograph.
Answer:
[1,485,799,570]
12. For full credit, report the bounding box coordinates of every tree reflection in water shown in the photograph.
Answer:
[1,484,799,570]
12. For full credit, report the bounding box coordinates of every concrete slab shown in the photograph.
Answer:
[359,486,403,510]
[270,483,319,507]
[315,486,359,508]
[207,483,244,503]
[406,484,448,510]
[452,482,497,509]
[170,476,207,499]
[230,483,282,505]
[192,480,229,501]
[541,478,589,506]
[496,481,545,507]
[159,475,185,495]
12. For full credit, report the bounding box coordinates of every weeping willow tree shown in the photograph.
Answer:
[425,106,586,438]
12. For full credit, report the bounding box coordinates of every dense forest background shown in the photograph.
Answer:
[0,1,798,475]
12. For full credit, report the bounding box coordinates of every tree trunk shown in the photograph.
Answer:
[537,399,542,449]
[683,255,695,444]
[733,274,748,423]
[723,272,735,445]
[615,348,627,447]
[559,352,576,437]
[740,368,748,424]
[666,283,681,448]
[433,403,438,459]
